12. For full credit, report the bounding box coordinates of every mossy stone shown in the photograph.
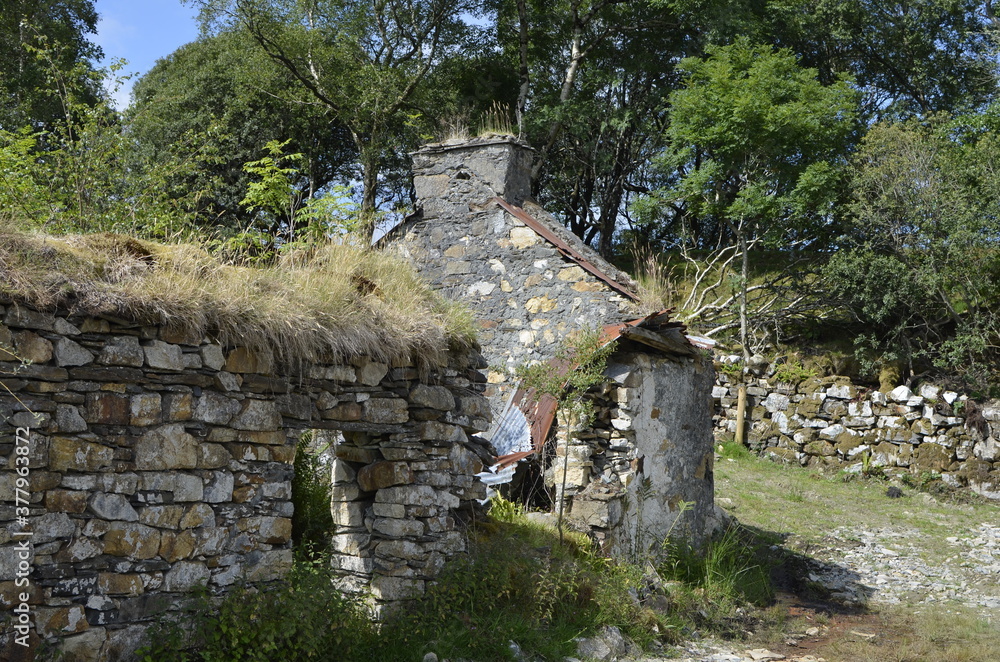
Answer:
[879,360,904,393]
[912,443,953,473]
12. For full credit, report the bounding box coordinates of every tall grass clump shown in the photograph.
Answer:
[0,231,474,369]
[659,524,775,612]
[380,496,664,660]
[631,241,677,313]
[476,101,516,137]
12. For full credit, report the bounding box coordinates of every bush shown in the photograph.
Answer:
[136,557,377,662]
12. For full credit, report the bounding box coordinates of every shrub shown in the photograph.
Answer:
[136,557,377,662]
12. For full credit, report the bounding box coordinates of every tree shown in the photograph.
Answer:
[0,0,104,131]
[491,0,700,255]
[655,38,857,260]
[700,0,997,120]
[128,30,355,233]
[650,39,857,440]
[189,0,484,237]
[825,115,1000,389]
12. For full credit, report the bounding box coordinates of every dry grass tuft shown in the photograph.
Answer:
[0,231,475,369]
[631,242,678,314]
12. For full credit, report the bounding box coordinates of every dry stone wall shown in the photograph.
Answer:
[568,351,717,556]
[713,370,1000,498]
[0,300,490,660]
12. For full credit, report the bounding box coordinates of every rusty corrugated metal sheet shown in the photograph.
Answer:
[492,197,640,301]
[494,309,698,468]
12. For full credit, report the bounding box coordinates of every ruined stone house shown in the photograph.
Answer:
[385,136,719,554]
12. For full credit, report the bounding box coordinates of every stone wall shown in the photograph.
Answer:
[569,350,718,556]
[389,136,718,554]
[712,370,1000,499]
[0,301,490,660]
[396,136,640,390]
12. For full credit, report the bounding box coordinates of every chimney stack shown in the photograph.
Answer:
[411,136,533,221]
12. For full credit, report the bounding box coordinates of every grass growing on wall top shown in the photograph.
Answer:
[0,230,475,368]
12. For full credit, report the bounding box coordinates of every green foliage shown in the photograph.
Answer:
[770,360,816,385]
[0,2,103,131]
[652,37,858,247]
[193,0,484,230]
[516,328,616,542]
[291,434,333,554]
[900,470,943,491]
[715,360,743,379]
[136,557,378,662]
[0,127,51,223]
[638,38,858,359]
[128,30,356,232]
[683,0,997,121]
[240,139,302,227]
[859,451,887,480]
[132,496,778,661]
[516,328,616,428]
[0,49,217,238]
[238,139,369,251]
[825,116,1000,389]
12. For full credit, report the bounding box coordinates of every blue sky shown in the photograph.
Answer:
[93,0,201,108]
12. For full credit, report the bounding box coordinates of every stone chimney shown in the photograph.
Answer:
[411,135,533,221]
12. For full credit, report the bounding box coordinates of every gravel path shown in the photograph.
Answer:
[804,522,1000,610]
[635,519,1000,662]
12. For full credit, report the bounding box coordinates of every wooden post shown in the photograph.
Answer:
[735,382,747,446]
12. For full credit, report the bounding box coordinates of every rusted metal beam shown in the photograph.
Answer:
[491,197,639,301]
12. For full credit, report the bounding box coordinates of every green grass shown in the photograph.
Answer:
[134,496,779,661]
[814,605,1000,662]
[714,447,1000,662]
[715,445,998,565]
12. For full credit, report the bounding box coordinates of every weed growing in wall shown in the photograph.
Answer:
[516,328,616,544]
[770,360,816,385]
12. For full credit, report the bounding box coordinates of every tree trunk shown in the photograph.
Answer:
[359,154,380,241]
[515,0,530,135]
[597,127,631,256]
[531,21,584,184]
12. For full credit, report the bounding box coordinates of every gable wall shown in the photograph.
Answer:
[397,138,637,391]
